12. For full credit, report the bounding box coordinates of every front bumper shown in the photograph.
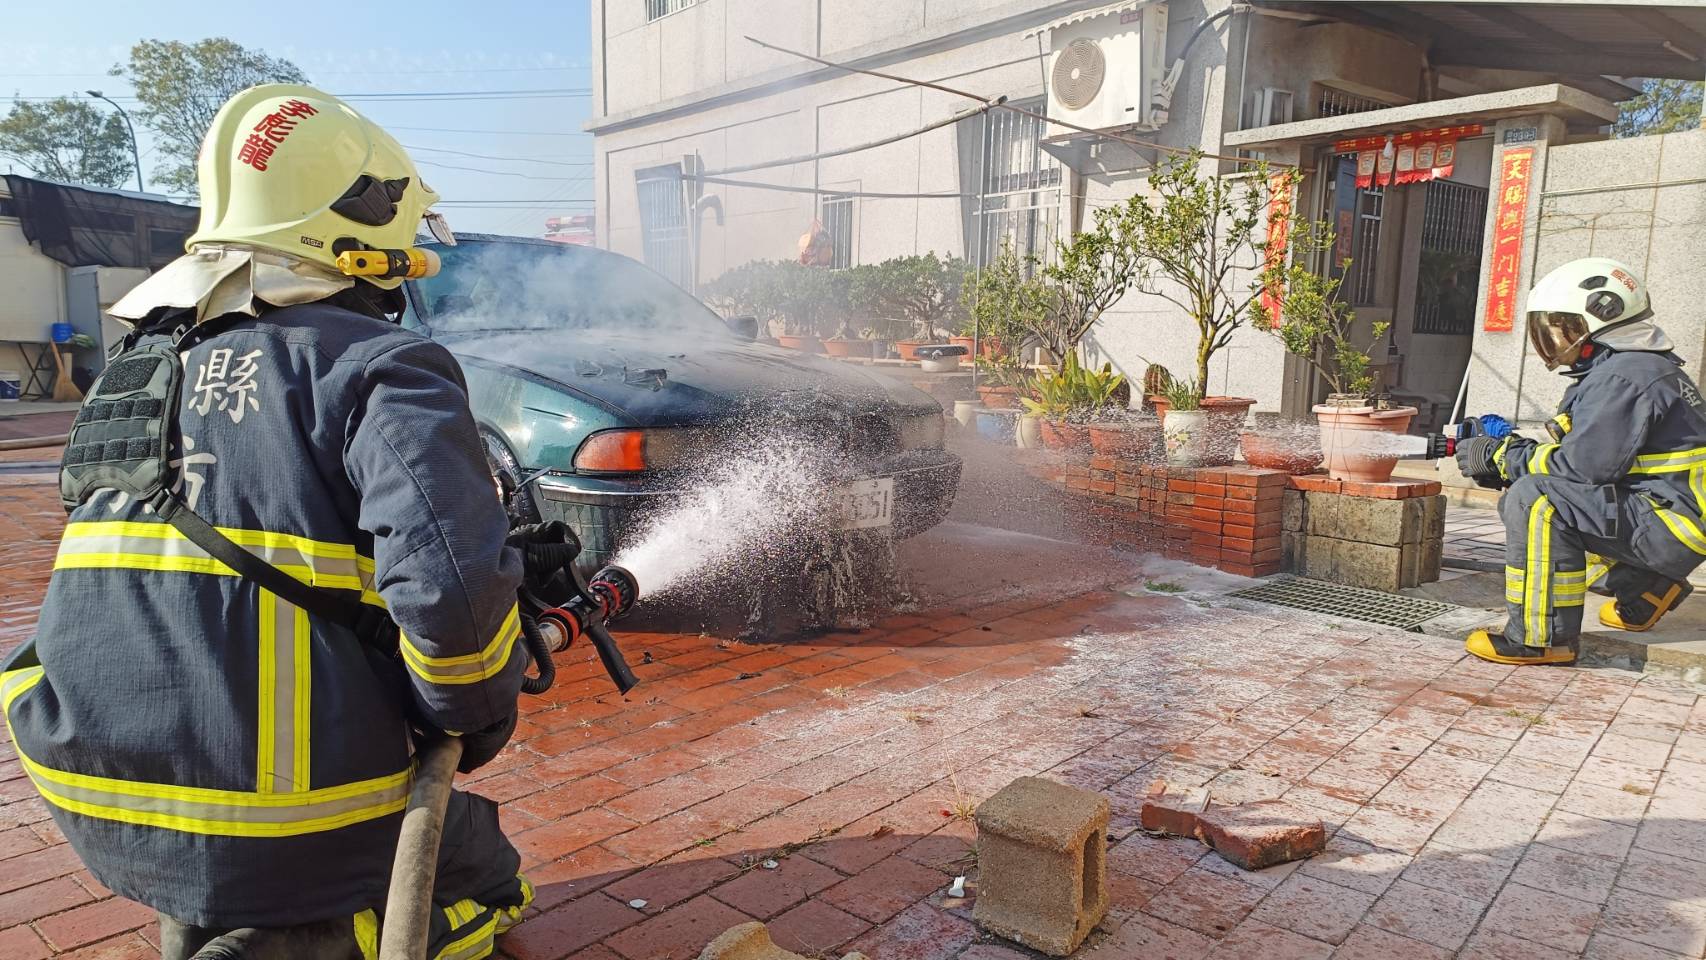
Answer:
[534,450,962,565]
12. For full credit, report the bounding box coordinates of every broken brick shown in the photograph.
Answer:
[697,920,868,960]
[1193,800,1326,870]
[1139,781,1209,838]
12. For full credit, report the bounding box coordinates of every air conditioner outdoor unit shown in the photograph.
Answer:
[1046,2,1171,136]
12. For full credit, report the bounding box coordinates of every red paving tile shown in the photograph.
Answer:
[3,475,1706,958]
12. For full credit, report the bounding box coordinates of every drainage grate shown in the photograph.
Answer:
[1227,576,1457,630]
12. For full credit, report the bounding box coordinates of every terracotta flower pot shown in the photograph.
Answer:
[1314,403,1420,482]
[1240,431,1324,474]
[1041,419,1090,452]
[977,385,1019,409]
[980,338,1006,359]
[894,340,927,362]
[950,336,977,354]
[776,334,824,354]
[1088,422,1160,462]
[821,338,862,358]
[1199,397,1255,466]
[1147,395,1171,424]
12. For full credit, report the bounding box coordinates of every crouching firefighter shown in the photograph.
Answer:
[0,85,555,958]
[1454,257,1706,665]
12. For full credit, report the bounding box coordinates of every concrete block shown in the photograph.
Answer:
[1421,535,1444,584]
[1280,532,1305,572]
[1422,495,1447,541]
[1305,492,1337,537]
[1282,489,1306,532]
[1303,536,1336,580]
[974,776,1110,956]
[1330,540,1404,592]
[1314,495,1422,544]
[1195,801,1327,870]
[1400,542,1423,589]
[698,922,867,960]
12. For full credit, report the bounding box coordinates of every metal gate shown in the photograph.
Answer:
[636,164,693,290]
[1413,179,1488,336]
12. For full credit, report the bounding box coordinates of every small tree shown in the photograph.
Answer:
[959,241,1045,350]
[1027,207,1143,362]
[1254,220,1389,397]
[857,254,965,341]
[114,38,308,196]
[1118,150,1281,398]
[0,98,136,188]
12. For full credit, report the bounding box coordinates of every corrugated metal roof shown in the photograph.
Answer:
[1027,0,1165,38]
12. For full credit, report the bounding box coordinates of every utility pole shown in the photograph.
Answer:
[85,90,144,193]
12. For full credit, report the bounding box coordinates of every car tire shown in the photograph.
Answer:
[480,427,541,525]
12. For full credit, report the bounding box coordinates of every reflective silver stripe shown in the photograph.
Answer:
[435,915,499,960]
[55,521,382,605]
[1657,509,1706,556]
[1630,447,1706,474]
[399,605,522,686]
[258,592,310,793]
[30,770,408,829]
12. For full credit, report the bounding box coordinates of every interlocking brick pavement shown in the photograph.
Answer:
[4,468,1706,958]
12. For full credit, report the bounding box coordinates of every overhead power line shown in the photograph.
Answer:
[389,125,591,137]
[1,87,591,104]
[403,144,592,167]
[415,158,592,181]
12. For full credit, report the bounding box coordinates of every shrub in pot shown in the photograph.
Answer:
[1256,220,1417,482]
[1021,356,1125,456]
[974,355,1026,409]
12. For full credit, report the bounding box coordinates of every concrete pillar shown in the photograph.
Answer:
[1464,112,1569,425]
[973,776,1110,956]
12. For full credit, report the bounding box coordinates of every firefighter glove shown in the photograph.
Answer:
[507,521,579,590]
[456,710,518,774]
[1455,435,1504,488]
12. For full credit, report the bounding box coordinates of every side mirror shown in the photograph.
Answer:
[726,315,759,340]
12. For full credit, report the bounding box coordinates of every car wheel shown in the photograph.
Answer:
[480,427,541,525]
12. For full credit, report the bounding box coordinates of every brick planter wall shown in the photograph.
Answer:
[1018,450,1289,577]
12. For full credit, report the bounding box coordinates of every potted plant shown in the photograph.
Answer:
[974,355,1026,409]
[772,261,846,353]
[1021,355,1125,455]
[855,254,966,360]
[1256,221,1417,482]
[1142,362,1172,419]
[1160,376,1222,466]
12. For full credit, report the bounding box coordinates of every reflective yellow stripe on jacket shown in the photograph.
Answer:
[400,604,522,686]
[54,520,385,608]
[3,667,411,837]
[1629,446,1706,475]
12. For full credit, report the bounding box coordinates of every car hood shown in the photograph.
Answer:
[444,329,941,425]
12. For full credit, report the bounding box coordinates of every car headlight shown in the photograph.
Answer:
[897,412,946,450]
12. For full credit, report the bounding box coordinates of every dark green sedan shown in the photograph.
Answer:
[401,235,961,570]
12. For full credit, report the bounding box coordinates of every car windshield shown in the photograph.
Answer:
[411,241,731,337]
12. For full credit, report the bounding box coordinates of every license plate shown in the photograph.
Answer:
[834,478,894,530]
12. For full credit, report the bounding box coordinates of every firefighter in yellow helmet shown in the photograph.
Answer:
[1,85,538,957]
[1455,257,1706,665]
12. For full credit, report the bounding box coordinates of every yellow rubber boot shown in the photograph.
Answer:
[1466,629,1577,665]
[1598,584,1684,633]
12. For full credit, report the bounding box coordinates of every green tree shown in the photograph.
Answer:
[113,38,308,196]
[0,98,135,187]
[1116,150,1277,397]
[1254,219,1388,397]
[1615,79,1703,138]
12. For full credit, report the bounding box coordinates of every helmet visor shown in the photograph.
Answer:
[1528,311,1591,369]
[423,210,457,246]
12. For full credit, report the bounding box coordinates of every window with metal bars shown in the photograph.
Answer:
[1316,85,1393,120]
[975,98,1063,267]
[821,194,854,270]
[645,0,697,22]
[1413,180,1488,335]
[636,163,692,288]
[1324,154,1385,307]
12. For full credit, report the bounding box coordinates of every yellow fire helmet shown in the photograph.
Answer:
[186,83,454,289]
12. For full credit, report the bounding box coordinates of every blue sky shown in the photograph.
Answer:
[1,0,595,235]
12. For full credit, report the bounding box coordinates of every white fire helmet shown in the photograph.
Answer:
[1525,257,1651,370]
[185,83,455,289]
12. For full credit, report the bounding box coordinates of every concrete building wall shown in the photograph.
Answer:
[1470,127,1706,424]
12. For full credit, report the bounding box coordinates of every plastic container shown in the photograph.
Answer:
[0,370,20,401]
